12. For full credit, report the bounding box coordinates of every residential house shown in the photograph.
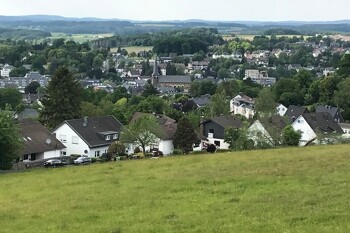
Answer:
[338,123,350,138]
[248,115,288,147]
[291,112,343,146]
[244,69,276,85]
[276,104,287,116]
[127,112,177,155]
[316,105,344,123]
[230,93,255,119]
[200,115,243,149]
[284,105,309,122]
[52,116,124,157]
[0,64,14,77]
[19,119,66,161]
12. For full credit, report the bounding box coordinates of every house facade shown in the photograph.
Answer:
[53,116,124,157]
[127,112,177,155]
[247,115,287,147]
[230,93,255,119]
[292,112,343,146]
[201,115,243,150]
[19,119,66,161]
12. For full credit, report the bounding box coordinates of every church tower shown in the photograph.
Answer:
[151,56,159,85]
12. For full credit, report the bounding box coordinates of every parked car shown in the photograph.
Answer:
[74,156,92,165]
[44,159,67,168]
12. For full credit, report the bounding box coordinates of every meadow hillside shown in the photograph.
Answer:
[1,145,350,233]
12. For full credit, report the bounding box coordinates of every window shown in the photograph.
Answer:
[106,135,111,141]
[214,141,221,147]
[61,149,67,156]
[23,154,29,160]
[95,150,100,157]
[113,133,118,139]
[72,136,79,144]
[209,129,214,133]
[60,134,67,143]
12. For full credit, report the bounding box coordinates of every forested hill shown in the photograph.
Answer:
[0,28,51,40]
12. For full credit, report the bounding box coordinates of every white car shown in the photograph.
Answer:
[74,157,92,165]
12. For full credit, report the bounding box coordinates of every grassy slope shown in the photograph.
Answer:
[1,145,350,233]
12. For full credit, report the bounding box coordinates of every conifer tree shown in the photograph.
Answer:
[174,117,198,153]
[39,67,83,129]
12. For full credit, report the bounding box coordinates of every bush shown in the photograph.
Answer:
[91,157,97,163]
[206,144,217,153]
[134,147,141,154]
[172,149,183,155]
[70,154,81,158]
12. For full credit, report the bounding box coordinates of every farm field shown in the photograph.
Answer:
[1,145,350,233]
[223,34,309,41]
[110,46,154,54]
[48,33,114,43]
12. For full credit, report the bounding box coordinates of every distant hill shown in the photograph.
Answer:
[0,15,349,35]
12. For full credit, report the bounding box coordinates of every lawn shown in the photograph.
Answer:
[1,145,350,233]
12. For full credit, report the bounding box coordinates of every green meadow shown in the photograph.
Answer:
[1,145,350,233]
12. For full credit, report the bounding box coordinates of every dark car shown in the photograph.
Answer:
[44,159,67,168]
[74,156,92,165]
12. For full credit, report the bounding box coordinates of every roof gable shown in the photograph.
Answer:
[20,119,65,155]
[63,116,124,148]
[302,112,343,134]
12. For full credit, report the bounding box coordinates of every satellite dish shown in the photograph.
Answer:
[46,138,52,145]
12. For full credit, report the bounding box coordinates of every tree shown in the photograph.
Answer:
[108,141,126,159]
[39,67,83,129]
[208,90,229,117]
[25,81,40,94]
[224,127,252,151]
[334,77,350,120]
[282,126,301,146]
[166,63,177,75]
[174,117,198,153]
[254,88,277,117]
[120,115,162,156]
[0,88,22,110]
[0,111,22,169]
[142,81,159,97]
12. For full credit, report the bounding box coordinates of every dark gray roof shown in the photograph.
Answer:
[302,112,343,134]
[20,119,65,155]
[259,115,288,135]
[62,116,124,148]
[192,95,211,107]
[17,109,39,120]
[152,57,160,76]
[131,112,177,140]
[158,75,191,84]
[316,105,343,122]
[285,105,309,121]
[204,115,243,129]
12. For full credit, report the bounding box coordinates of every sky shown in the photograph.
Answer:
[1,0,350,22]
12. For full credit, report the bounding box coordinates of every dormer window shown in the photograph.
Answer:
[106,135,111,141]
[113,133,118,139]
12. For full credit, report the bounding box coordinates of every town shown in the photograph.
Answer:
[1,28,350,167]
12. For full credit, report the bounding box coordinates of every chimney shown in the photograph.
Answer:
[83,116,88,127]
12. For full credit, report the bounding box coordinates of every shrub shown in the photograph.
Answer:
[134,147,141,154]
[172,149,183,155]
[91,158,97,163]
[206,144,217,153]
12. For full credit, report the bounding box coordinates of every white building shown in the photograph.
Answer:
[276,104,287,116]
[19,119,66,161]
[53,116,124,157]
[291,112,343,146]
[230,93,255,119]
[126,112,177,155]
[0,64,14,77]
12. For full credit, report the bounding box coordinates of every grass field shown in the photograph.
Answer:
[223,34,309,41]
[49,33,114,43]
[110,46,154,54]
[1,145,350,233]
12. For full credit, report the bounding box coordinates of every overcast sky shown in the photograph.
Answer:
[1,0,349,21]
